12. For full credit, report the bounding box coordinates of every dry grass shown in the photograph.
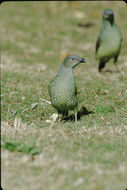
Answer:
[1,118,127,190]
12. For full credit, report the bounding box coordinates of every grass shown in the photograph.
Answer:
[1,1,127,190]
[2,140,40,155]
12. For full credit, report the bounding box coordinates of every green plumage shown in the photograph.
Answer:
[49,69,77,113]
[48,55,85,122]
[96,9,122,72]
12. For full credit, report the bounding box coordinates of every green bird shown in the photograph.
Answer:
[96,9,122,72]
[48,55,86,122]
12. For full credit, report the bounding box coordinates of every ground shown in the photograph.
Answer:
[1,1,127,190]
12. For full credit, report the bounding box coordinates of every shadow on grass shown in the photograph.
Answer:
[78,22,94,28]
[104,69,114,73]
[63,106,94,122]
[101,68,120,73]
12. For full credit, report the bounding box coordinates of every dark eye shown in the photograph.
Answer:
[72,58,75,61]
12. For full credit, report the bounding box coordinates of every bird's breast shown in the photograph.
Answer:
[97,27,121,60]
[49,75,77,111]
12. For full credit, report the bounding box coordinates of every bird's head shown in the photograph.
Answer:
[63,55,86,69]
[103,9,114,25]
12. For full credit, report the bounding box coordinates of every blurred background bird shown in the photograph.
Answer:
[48,55,86,122]
[96,9,122,72]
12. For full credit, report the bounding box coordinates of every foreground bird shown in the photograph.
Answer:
[48,55,86,122]
[96,9,122,72]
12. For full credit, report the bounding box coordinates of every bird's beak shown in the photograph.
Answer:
[73,57,86,69]
[80,58,86,63]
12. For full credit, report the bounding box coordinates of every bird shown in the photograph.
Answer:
[96,9,122,72]
[48,55,86,122]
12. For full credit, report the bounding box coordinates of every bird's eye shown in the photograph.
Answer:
[72,58,75,61]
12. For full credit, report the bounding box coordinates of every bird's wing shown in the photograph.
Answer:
[96,36,102,53]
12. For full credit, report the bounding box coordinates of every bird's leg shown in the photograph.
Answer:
[74,109,78,122]
[98,61,106,72]
[114,55,118,63]
[114,55,120,72]
[114,55,124,76]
